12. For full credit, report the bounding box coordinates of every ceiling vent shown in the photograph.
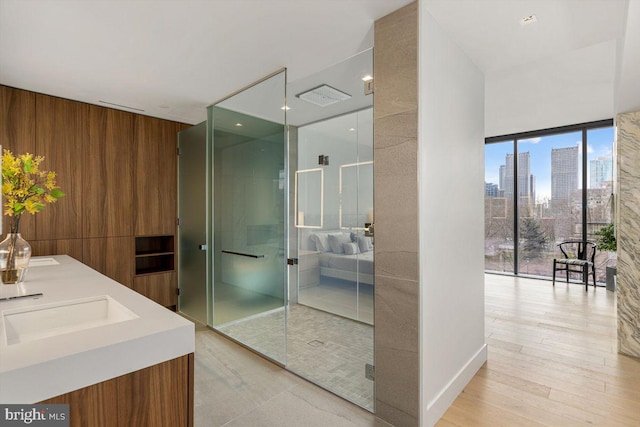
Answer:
[296,85,351,107]
[98,100,145,112]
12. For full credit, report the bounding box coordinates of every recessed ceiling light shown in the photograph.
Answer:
[235,123,243,127]
[296,85,351,107]
[362,75,373,82]
[349,128,356,132]
[281,105,290,111]
[520,15,537,25]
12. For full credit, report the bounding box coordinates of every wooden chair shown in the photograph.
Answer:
[552,240,596,291]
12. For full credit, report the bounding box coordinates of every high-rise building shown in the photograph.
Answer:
[529,174,536,203]
[590,156,613,188]
[551,146,579,201]
[501,152,535,201]
[485,182,499,197]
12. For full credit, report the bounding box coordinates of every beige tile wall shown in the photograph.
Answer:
[374,2,420,426]
[616,110,640,358]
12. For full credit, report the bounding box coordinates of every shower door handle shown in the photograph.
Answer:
[221,250,265,258]
[199,244,207,251]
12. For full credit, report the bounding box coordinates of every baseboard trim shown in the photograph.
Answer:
[423,343,488,426]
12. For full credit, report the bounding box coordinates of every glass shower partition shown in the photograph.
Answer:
[287,48,375,411]
[296,109,374,323]
[208,70,287,364]
[203,50,375,412]
[177,122,208,324]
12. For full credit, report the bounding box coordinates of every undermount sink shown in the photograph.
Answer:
[3,295,139,345]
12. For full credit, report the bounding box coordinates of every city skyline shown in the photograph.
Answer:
[485,127,614,202]
[551,145,579,201]
[590,156,613,188]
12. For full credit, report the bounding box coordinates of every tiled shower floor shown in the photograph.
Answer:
[217,304,375,410]
[299,279,374,325]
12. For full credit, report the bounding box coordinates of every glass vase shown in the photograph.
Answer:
[0,233,32,284]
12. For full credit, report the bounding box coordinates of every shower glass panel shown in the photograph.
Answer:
[177,122,208,324]
[287,49,374,411]
[296,110,374,323]
[209,70,287,364]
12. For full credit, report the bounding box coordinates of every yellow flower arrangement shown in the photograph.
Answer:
[1,149,64,283]
[2,149,64,233]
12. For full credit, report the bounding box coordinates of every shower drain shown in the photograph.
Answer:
[307,339,324,347]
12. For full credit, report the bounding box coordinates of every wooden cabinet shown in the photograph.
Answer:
[41,378,118,427]
[83,237,134,287]
[0,86,35,152]
[35,94,87,240]
[135,235,175,275]
[133,273,177,309]
[134,116,178,236]
[30,239,83,262]
[41,354,194,427]
[1,85,182,308]
[0,86,36,239]
[117,354,192,427]
[133,235,176,308]
[84,106,134,238]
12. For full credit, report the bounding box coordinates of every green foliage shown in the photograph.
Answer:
[595,223,616,252]
[520,217,548,258]
[2,149,64,233]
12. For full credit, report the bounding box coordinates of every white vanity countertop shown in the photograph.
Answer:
[0,255,194,403]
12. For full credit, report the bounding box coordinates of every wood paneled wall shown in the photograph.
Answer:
[35,94,86,240]
[0,86,36,237]
[134,116,180,236]
[0,85,188,296]
[84,106,134,238]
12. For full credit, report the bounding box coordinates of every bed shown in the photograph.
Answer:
[302,230,374,285]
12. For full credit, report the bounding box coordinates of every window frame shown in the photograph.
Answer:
[485,119,613,277]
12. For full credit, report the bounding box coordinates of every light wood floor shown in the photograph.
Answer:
[438,274,640,427]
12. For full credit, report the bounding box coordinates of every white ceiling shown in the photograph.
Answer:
[425,0,627,73]
[0,0,408,125]
[1,0,637,133]
[425,0,634,136]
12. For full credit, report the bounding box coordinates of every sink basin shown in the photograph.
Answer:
[3,295,139,345]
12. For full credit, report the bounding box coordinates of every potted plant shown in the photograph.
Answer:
[0,149,64,284]
[594,223,616,291]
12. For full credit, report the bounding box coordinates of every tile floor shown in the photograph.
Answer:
[217,304,374,409]
[299,278,374,325]
[194,322,389,427]
[213,282,284,325]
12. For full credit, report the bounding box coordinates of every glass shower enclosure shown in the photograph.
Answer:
[201,50,374,410]
[287,49,374,409]
[209,70,287,363]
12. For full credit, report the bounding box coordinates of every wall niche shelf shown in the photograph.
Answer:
[135,235,175,275]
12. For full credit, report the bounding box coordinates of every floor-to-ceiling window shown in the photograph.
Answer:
[484,120,614,283]
[484,140,515,273]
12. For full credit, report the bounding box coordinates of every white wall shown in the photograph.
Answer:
[418,5,487,426]
[615,0,640,115]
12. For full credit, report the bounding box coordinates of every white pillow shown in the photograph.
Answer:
[328,233,351,254]
[310,233,331,252]
[357,236,373,253]
[343,242,360,255]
